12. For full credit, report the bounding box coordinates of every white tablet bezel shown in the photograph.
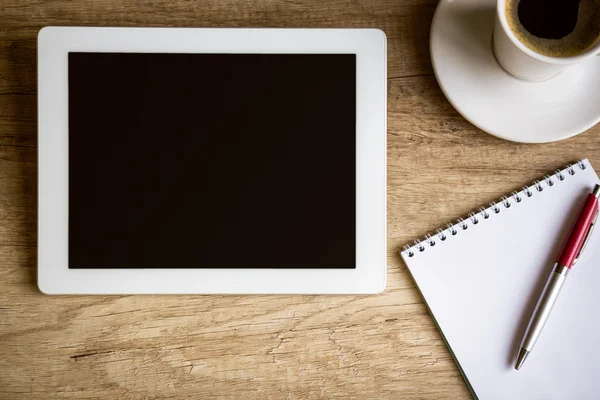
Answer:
[37,27,387,294]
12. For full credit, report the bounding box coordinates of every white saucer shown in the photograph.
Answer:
[430,0,600,143]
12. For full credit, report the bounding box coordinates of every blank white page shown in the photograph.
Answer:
[401,160,600,400]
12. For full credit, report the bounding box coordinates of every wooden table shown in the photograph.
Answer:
[1,0,599,398]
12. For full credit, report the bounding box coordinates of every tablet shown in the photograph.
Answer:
[37,27,386,294]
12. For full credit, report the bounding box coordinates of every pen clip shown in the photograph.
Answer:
[573,209,599,267]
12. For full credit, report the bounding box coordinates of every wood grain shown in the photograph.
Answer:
[1,0,599,398]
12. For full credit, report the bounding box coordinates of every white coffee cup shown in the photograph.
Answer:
[493,0,600,82]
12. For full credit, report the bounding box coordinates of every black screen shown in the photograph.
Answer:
[68,53,356,268]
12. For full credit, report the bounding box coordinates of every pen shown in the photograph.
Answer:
[515,184,600,370]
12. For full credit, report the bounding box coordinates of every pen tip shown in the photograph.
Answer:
[515,348,529,370]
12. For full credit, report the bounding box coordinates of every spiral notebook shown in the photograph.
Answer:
[400,160,600,400]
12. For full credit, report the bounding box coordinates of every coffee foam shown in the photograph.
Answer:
[506,0,600,57]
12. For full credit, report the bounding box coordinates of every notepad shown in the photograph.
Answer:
[400,159,600,400]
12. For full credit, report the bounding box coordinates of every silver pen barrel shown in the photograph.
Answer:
[515,263,569,370]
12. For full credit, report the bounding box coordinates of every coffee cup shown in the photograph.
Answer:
[494,0,600,82]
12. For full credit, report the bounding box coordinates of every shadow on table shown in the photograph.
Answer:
[7,37,38,288]
[408,0,438,75]
[407,0,509,143]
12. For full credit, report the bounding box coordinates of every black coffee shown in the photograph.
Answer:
[506,0,600,57]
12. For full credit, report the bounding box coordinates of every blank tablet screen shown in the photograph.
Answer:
[68,53,356,268]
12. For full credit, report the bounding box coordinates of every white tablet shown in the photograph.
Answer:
[37,27,386,294]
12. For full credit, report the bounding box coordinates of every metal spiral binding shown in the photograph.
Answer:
[468,212,479,224]
[424,233,436,247]
[415,239,425,252]
[447,223,457,236]
[479,207,490,219]
[399,160,589,257]
[435,228,447,242]
[490,202,500,214]
[511,191,522,203]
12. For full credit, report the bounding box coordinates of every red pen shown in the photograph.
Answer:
[515,184,600,370]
